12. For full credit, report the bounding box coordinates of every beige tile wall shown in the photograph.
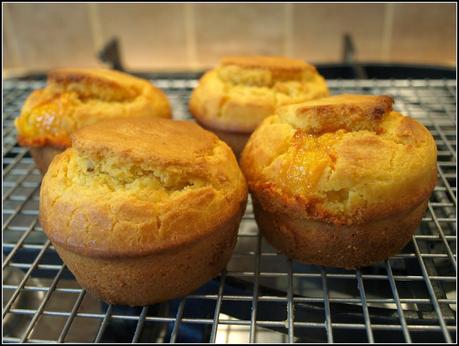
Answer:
[292,3,388,62]
[5,3,99,70]
[3,2,456,73]
[193,4,286,65]
[96,4,190,69]
[389,3,456,64]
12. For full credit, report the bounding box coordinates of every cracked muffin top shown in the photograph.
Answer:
[39,117,247,258]
[240,94,437,225]
[15,68,171,149]
[189,56,329,133]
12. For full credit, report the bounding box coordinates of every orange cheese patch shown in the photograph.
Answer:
[278,129,345,195]
[16,92,78,147]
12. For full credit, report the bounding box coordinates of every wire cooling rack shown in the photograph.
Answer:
[2,78,457,343]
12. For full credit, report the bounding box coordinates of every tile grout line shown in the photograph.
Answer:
[87,3,104,54]
[284,3,293,56]
[3,4,25,67]
[381,3,395,61]
[184,4,198,69]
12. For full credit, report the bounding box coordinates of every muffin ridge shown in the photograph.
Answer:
[277,94,394,134]
[40,117,247,259]
[189,55,329,135]
[47,68,141,102]
[16,68,172,149]
[240,94,437,226]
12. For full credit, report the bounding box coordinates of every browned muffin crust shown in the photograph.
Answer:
[16,68,172,149]
[240,94,437,268]
[220,55,317,80]
[53,207,241,305]
[189,55,329,134]
[254,197,428,269]
[279,94,393,134]
[241,94,437,225]
[41,117,247,258]
[39,117,248,305]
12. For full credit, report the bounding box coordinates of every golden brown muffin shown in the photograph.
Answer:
[240,94,437,268]
[189,56,329,157]
[15,68,172,173]
[39,117,247,306]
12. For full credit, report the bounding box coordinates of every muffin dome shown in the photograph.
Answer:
[40,117,247,305]
[16,68,171,149]
[240,94,437,268]
[189,55,329,134]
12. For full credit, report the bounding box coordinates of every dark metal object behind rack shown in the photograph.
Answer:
[2,77,457,343]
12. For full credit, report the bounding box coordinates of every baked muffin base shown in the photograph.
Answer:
[253,197,428,269]
[52,204,244,306]
[30,147,64,174]
[196,122,250,159]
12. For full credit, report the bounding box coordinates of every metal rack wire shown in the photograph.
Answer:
[2,77,456,343]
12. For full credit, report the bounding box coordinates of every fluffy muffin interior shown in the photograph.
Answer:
[16,69,171,148]
[217,65,324,105]
[58,145,227,203]
[40,118,247,257]
[240,94,437,225]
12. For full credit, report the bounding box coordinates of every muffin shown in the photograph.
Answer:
[39,117,247,306]
[189,56,329,157]
[15,68,172,173]
[240,94,437,268]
